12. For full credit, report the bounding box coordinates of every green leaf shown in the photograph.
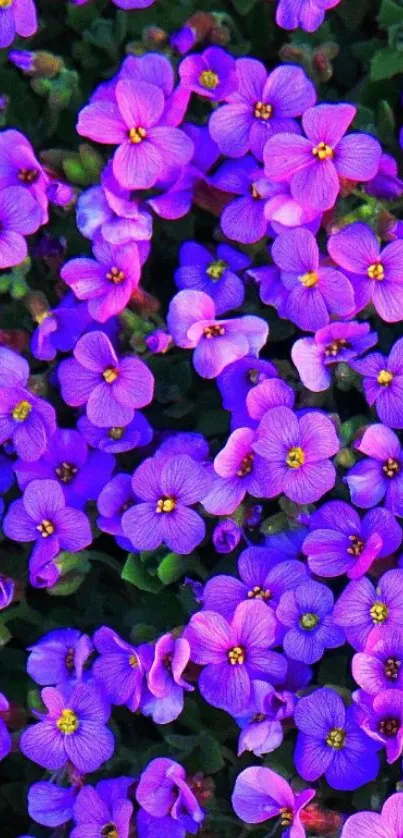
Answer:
[198,732,225,773]
[231,0,257,13]
[122,553,163,593]
[157,552,189,585]
[371,47,403,81]
[378,0,403,26]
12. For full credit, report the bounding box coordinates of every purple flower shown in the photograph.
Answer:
[58,331,154,428]
[328,221,403,321]
[0,0,37,48]
[20,681,114,772]
[61,240,141,323]
[252,405,339,504]
[294,687,380,790]
[203,543,307,635]
[185,600,277,714]
[175,241,250,315]
[167,290,268,379]
[27,628,93,686]
[0,693,11,763]
[235,680,289,757]
[232,766,315,833]
[122,454,210,554]
[351,339,403,428]
[210,156,272,244]
[145,329,172,354]
[302,500,402,579]
[77,81,193,190]
[76,183,152,246]
[156,431,209,463]
[96,473,135,547]
[264,104,381,212]
[277,579,345,664]
[30,296,92,362]
[341,791,403,837]
[212,519,242,554]
[142,633,193,724]
[367,152,403,200]
[276,0,341,32]
[0,184,42,266]
[269,228,355,331]
[345,424,403,515]
[333,569,403,650]
[0,347,56,461]
[291,321,377,392]
[0,576,14,609]
[92,626,144,711]
[136,758,204,837]
[217,355,277,428]
[0,129,48,224]
[243,374,295,429]
[179,47,238,101]
[209,61,316,161]
[77,411,153,454]
[111,0,154,6]
[14,428,115,507]
[71,778,134,838]
[358,689,403,763]
[352,630,403,695]
[3,478,92,570]
[28,781,77,828]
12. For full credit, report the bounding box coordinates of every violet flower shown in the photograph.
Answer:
[232,766,315,833]
[333,569,403,650]
[0,184,42,266]
[0,129,48,224]
[78,411,153,454]
[302,500,402,579]
[185,600,277,714]
[291,321,377,392]
[27,628,93,686]
[341,791,403,837]
[264,104,381,212]
[269,227,355,331]
[252,405,339,504]
[0,693,11,763]
[345,424,403,515]
[352,630,403,695]
[141,632,193,724]
[179,46,238,101]
[174,241,250,315]
[351,339,403,428]
[136,758,205,836]
[209,60,316,160]
[367,152,403,200]
[28,781,77,828]
[167,289,268,379]
[328,221,403,321]
[294,687,380,790]
[122,454,211,555]
[276,0,341,32]
[209,156,272,244]
[217,355,278,428]
[277,579,345,664]
[92,626,144,712]
[212,519,242,553]
[71,778,134,838]
[0,346,56,461]
[357,689,403,763]
[96,473,135,548]
[0,0,37,48]
[58,330,154,427]
[30,296,92,362]
[20,682,115,772]
[235,680,289,757]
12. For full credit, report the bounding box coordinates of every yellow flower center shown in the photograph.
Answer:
[129,654,138,668]
[300,612,319,630]
[109,426,125,440]
[206,259,227,280]
[312,141,334,160]
[56,708,79,735]
[377,369,394,386]
[0,0,13,8]
[36,310,52,325]
[55,462,78,484]
[18,167,38,184]
[324,338,349,357]
[383,457,400,478]
[128,127,147,144]
[347,534,364,556]
[384,657,401,680]
[299,270,319,288]
[101,825,118,838]
[36,519,55,538]
[106,266,125,284]
[286,446,305,469]
[370,601,388,624]
[247,585,272,600]
[227,645,245,665]
[326,727,346,749]
[103,366,119,383]
[199,70,219,89]
[367,262,384,281]
[236,452,254,477]
[155,496,176,514]
[12,400,32,422]
[254,101,273,120]
[279,807,293,827]
[203,325,225,339]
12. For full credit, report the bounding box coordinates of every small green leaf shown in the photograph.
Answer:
[231,0,257,13]
[371,47,403,81]
[157,552,188,585]
[198,732,225,773]
[378,0,403,27]
[122,553,163,593]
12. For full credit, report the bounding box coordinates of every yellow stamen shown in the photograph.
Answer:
[384,657,401,680]
[383,457,400,478]
[279,807,293,827]
[286,446,305,469]
[199,70,219,90]
[236,453,254,477]
[300,612,319,630]
[227,645,245,665]
[56,708,79,735]
[18,168,38,183]
[367,262,384,281]
[254,101,272,120]
[101,825,118,838]
[103,367,119,383]
[109,427,125,440]
[129,654,138,668]
[247,586,272,600]
[203,325,225,339]
[370,601,388,624]
[347,534,364,556]
[206,259,227,280]
[251,184,261,200]
[55,462,78,484]
[128,127,147,144]
[12,400,32,422]
[299,270,319,288]
[312,141,333,160]
[36,519,55,538]
[156,496,176,514]
[106,266,125,284]
[326,727,346,749]
[324,338,348,357]
[377,369,393,386]
[0,0,13,8]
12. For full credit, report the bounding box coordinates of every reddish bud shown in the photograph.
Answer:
[0,329,29,351]
[300,803,344,835]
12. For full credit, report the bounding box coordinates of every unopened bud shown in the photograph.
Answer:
[142,25,168,48]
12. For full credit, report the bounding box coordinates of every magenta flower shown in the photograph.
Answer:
[264,104,381,211]
[0,693,11,763]
[0,129,48,225]
[345,424,403,515]
[209,60,316,160]
[0,0,37,48]
[185,600,277,714]
[270,228,355,331]
[276,0,341,32]
[232,766,315,833]
[142,633,193,724]
[0,346,56,461]
[210,156,273,244]
[0,185,41,267]
[179,47,238,101]
[252,406,339,504]
[341,792,403,838]
[61,240,141,322]
[328,221,403,321]
[136,758,205,836]
[58,331,154,427]
[167,290,268,379]
[291,321,377,392]
[352,630,403,695]
[358,689,403,764]
[77,81,193,189]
